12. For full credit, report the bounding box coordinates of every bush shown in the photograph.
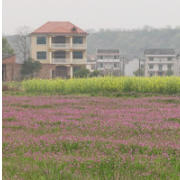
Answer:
[74,67,90,78]
[21,57,42,79]
[89,70,100,77]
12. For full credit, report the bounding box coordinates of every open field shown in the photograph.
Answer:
[2,95,180,179]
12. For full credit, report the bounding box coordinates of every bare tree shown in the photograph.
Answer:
[13,26,32,62]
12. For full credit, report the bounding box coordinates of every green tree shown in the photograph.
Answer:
[133,68,144,77]
[2,38,14,57]
[74,67,90,78]
[21,57,42,78]
[166,68,174,76]
[89,70,99,77]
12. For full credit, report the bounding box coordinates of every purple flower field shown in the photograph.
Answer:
[2,95,180,179]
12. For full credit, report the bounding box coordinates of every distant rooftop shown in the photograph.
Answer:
[96,49,120,54]
[31,21,87,35]
[2,54,16,60]
[145,49,175,55]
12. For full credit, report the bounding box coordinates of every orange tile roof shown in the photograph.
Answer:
[31,21,87,35]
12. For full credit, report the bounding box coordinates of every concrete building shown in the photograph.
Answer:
[96,49,123,76]
[2,54,22,81]
[30,21,88,78]
[144,49,179,77]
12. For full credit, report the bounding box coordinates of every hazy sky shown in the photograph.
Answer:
[2,0,180,35]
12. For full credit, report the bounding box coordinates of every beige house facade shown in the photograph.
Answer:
[30,22,88,78]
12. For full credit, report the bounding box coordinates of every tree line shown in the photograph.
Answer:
[87,26,180,59]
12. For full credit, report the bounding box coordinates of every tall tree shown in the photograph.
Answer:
[166,68,174,76]
[2,38,14,57]
[133,68,144,77]
[21,57,42,79]
[13,26,32,62]
[74,67,90,78]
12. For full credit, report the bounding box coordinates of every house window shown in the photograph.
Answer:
[37,37,46,44]
[167,64,172,69]
[104,56,113,59]
[73,37,83,44]
[73,51,83,59]
[98,56,103,59]
[114,56,120,59]
[158,65,163,71]
[168,57,172,61]
[114,63,119,68]
[54,51,65,59]
[100,63,103,68]
[149,57,154,61]
[150,72,154,77]
[149,65,154,69]
[52,36,65,43]
[37,51,46,60]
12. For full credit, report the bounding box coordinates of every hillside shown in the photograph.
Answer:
[87,27,180,59]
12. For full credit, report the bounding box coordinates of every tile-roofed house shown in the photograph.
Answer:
[145,49,175,55]
[30,21,88,79]
[2,54,22,81]
[31,22,88,35]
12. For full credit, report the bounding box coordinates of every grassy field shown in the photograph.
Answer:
[2,94,180,179]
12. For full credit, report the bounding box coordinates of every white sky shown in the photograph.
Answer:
[2,0,180,35]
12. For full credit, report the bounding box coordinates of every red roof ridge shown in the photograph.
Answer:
[2,54,16,60]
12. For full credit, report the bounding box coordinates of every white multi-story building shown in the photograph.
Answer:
[144,49,179,77]
[96,49,124,76]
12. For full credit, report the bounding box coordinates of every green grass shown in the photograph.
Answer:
[165,118,180,123]
[3,155,180,180]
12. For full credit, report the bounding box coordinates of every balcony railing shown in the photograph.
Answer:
[97,59,120,62]
[52,58,70,63]
[72,44,87,49]
[51,58,87,64]
[72,59,87,64]
[51,43,70,49]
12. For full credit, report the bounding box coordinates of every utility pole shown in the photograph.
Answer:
[123,57,125,76]
[139,58,140,77]
[119,56,121,76]
[177,54,180,76]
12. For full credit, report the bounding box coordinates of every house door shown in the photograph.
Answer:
[2,65,6,81]
[158,72,163,76]
[2,70,4,81]
[56,66,67,78]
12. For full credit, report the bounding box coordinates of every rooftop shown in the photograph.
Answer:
[2,54,16,60]
[96,49,120,54]
[31,21,88,35]
[145,49,175,55]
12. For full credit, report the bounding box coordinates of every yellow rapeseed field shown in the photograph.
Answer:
[22,76,180,94]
